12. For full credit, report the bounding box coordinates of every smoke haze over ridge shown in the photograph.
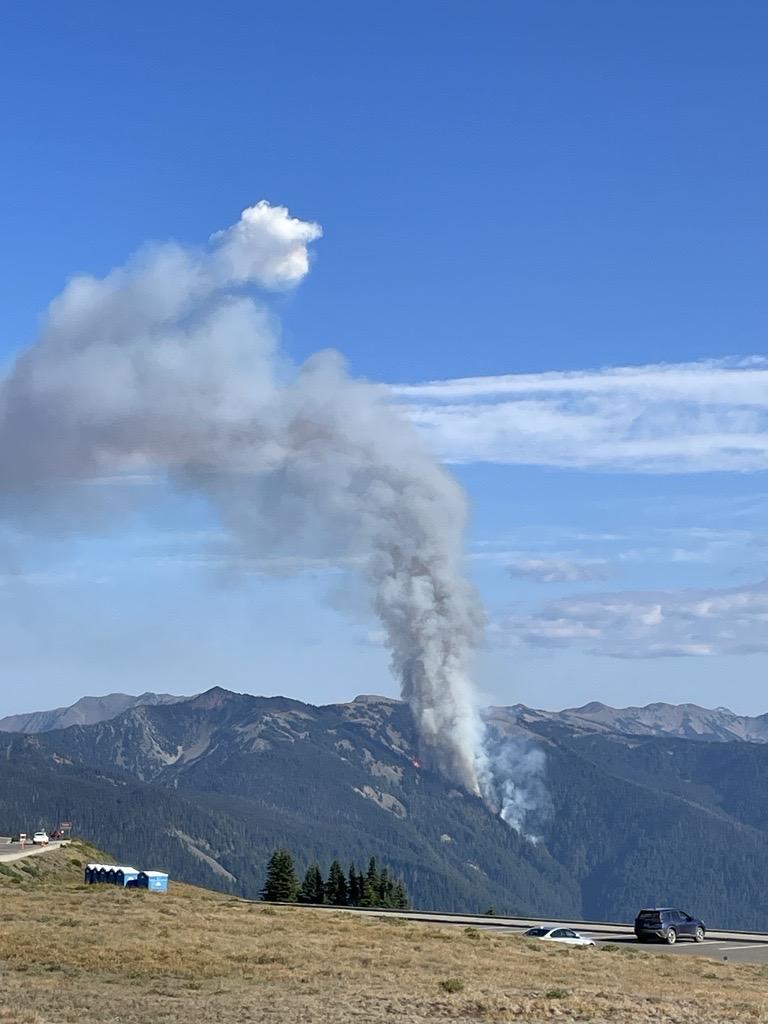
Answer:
[0,201,496,798]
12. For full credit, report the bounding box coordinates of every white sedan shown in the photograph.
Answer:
[31,831,49,845]
[523,926,595,946]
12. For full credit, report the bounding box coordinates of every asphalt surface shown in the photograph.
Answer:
[480,923,768,964]
[0,839,65,863]
[295,905,768,964]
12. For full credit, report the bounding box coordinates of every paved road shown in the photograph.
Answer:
[286,904,768,965]
[0,840,65,864]
[480,923,768,964]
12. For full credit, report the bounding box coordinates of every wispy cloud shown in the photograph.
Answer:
[505,557,611,583]
[394,358,768,472]
[498,580,768,658]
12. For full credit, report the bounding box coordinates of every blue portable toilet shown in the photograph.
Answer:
[85,862,139,886]
[115,867,139,887]
[88,862,108,884]
[137,870,169,892]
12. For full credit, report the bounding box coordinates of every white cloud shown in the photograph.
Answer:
[212,200,322,289]
[499,580,768,658]
[505,557,611,583]
[394,358,768,472]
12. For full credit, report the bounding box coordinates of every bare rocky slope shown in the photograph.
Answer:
[498,700,768,744]
[0,691,186,734]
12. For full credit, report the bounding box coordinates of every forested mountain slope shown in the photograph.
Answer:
[4,687,768,928]
[0,693,576,916]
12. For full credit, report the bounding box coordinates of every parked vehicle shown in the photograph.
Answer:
[523,926,595,947]
[31,831,49,846]
[634,908,705,944]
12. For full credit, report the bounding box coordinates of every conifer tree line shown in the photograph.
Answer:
[260,849,409,909]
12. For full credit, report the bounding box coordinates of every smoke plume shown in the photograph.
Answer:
[0,201,489,795]
[492,739,551,840]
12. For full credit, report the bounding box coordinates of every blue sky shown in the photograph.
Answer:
[1,1,767,715]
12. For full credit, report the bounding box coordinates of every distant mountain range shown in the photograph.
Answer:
[0,692,186,734]
[501,700,768,744]
[3,688,768,928]
[5,690,767,744]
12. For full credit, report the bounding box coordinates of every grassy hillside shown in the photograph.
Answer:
[0,839,104,888]
[1,843,768,1022]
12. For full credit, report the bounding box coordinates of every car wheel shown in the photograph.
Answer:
[665,928,677,945]
[694,926,705,943]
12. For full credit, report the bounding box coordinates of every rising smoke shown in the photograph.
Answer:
[483,727,553,841]
[0,201,496,797]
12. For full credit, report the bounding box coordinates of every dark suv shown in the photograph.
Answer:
[634,908,706,945]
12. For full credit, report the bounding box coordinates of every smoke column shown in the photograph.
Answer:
[482,723,552,840]
[0,202,489,795]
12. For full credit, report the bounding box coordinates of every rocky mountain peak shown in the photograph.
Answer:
[188,686,238,710]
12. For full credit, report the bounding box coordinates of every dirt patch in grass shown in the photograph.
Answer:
[1,850,768,1022]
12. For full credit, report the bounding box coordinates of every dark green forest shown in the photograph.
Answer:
[261,849,409,908]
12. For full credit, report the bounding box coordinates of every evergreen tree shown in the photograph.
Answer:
[325,859,348,905]
[359,856,381,906]
[365,856,379,890]
[260,848,299,902]
[355,867,366,905]
[298,863,325,904]
[348,863,361,906]
[359,876,377,906]
[391,879,409,909]
[378,866,393,907]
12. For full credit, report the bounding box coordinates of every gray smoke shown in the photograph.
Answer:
[494,742,551,840]
[0,201,489,795]
[482,714,553,840]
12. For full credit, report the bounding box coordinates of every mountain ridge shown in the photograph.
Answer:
[0,691,189,734]
[500,699,768,744]
[5,689,768,745]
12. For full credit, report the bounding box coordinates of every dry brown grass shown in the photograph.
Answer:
[1,843,768,1022]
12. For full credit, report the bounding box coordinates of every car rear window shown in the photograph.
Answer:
[637,911,661,923]
[524,928,550,937]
